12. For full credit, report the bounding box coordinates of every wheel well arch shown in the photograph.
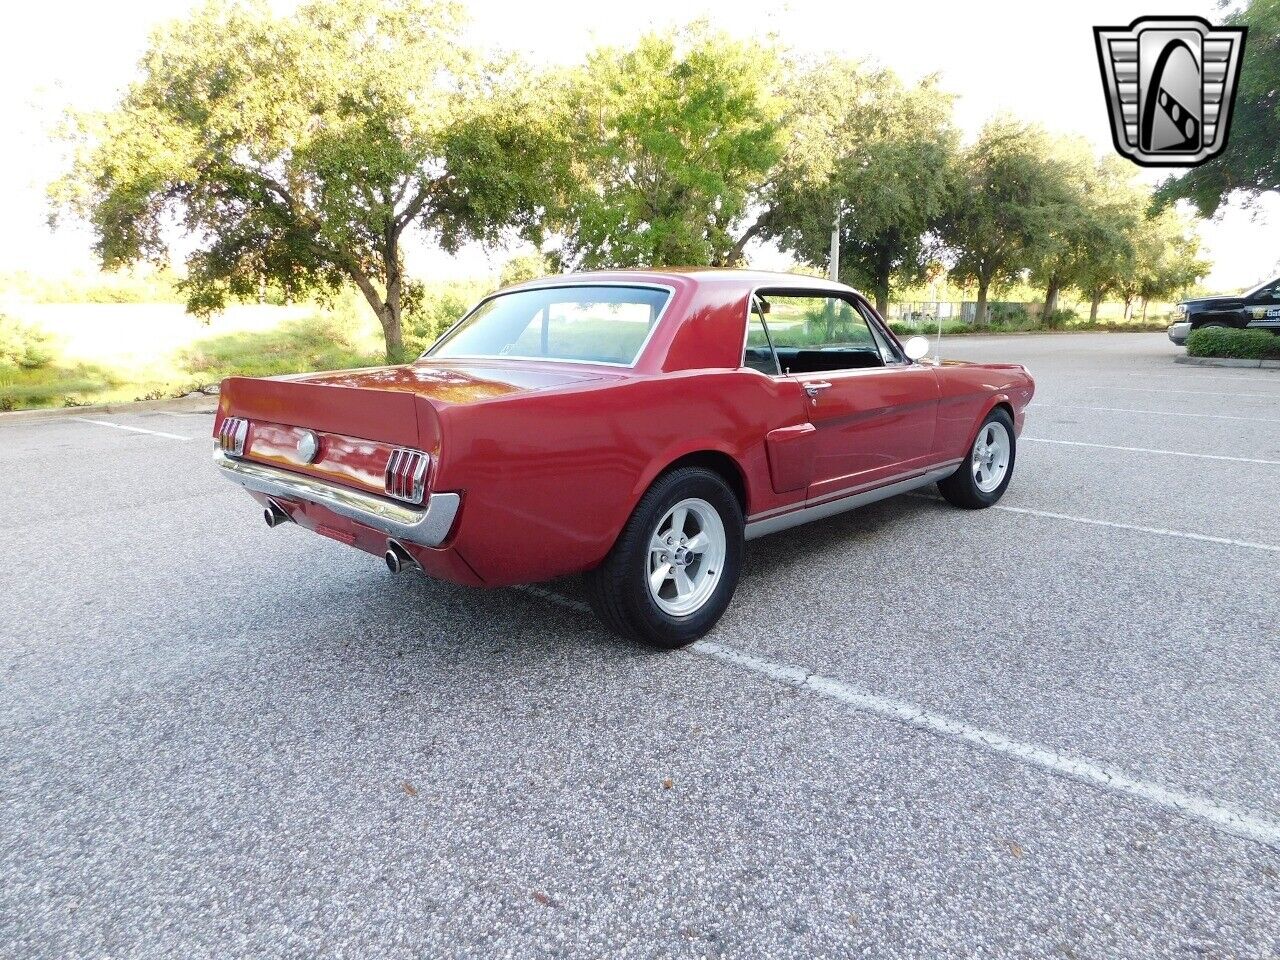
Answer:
[656,450,749,514]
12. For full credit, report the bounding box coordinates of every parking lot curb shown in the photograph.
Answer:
[0,393,219,425]
[1174,355,1279,369]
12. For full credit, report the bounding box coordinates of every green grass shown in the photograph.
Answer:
[0,363,124,411]
[0,312,387,410]
[1186,326,1280,360]
[179,316,385,381]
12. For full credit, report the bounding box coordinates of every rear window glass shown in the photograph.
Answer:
[427,286,670,365]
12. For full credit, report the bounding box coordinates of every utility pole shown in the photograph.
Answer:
[828,206,840,282]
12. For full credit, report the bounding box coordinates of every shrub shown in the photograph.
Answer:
[889,318,969,338]
[1186,326,1280,360]
[989,303,1029,326]
[1042,308,1079,330]
[0,313,56,369]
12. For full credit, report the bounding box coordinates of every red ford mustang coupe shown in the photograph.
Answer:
[214,270,1034,647]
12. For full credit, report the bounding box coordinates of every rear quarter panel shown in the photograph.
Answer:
[431,370,807,586]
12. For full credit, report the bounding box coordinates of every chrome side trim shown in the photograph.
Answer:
[213,445,460,548]
[744,465,956,541]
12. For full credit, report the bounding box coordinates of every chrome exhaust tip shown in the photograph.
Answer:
[263,499,290,528]
[384,540,417,574]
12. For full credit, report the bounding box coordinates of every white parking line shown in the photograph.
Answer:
[1156,371,1280,384]
[689,640,1280,851]
[512,582,1280,851]
[76,418,195,441]
[992,504,1280,552]
[1021,436,1280,466]
[907,494,1280,553]
[1033,403,1280,424]
[1084,384,1280,400]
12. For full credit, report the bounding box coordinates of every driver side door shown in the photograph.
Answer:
[759,291,940,502]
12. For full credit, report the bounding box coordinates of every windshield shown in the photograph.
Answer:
[427,285,670,366]
[1242,276,1280,298]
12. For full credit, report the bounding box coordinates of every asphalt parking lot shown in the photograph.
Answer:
[2,331,1278,958]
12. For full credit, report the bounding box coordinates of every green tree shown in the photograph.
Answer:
[499,252,552,287]
[1157,0,1280,215]
[759,60,957,315]
[1031,148,1151,322]
[1135,209,1209,319]
[550,25,785,269]
[1071,167,1149,322]
[1108,208,1206,320]
[50,0,562,359]
[942,118,1073,326]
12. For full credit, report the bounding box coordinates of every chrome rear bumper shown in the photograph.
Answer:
[213,446,460,547]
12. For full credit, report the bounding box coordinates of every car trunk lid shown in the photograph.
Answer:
[215,360,612,499]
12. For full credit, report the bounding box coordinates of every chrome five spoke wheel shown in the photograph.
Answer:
[647,497,727,616]
[971,420,1011,493]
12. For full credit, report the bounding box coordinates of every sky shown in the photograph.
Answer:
[2,0,1276,291]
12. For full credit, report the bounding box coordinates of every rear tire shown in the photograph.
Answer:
[585,467,743,649]
[938,408,1016,509]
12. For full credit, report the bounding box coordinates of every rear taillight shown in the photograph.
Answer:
[218,417,248,456]
[384,448,430,504]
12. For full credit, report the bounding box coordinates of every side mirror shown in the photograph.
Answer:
[903,336,930,361]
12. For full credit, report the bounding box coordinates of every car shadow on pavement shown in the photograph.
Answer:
[213,490,946,689]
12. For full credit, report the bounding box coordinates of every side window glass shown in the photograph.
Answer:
[858,302,904,364]
[743,298,780,375]
[759,294,886,374]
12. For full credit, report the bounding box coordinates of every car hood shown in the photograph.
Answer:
[1181,294,1245,310]
[285,360,614,407]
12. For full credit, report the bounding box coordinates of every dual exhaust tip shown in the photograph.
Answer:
[261,498,416,575]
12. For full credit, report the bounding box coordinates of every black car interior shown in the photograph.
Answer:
[744,292,893,375]
[744,346,885,374]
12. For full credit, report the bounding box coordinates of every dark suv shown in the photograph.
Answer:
[1168,276,1280,345]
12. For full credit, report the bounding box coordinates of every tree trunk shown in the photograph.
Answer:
[379,303,404,361]
[724,218,765,267]
[1123,296,1134,322]
[875,289,890,317]
[1089,290,1102,323]
[382,249,405,361]
[1041,277,1060,326]
[1140,298,1149,323]
[874,247,892,317]
[347,260,404,362]
[975,276,991,327]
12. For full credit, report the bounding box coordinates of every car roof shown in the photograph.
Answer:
[503,267,868,299]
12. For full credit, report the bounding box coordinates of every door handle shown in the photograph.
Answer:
[803,381,832,400]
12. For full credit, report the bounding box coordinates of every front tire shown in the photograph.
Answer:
[585,467,743,649]
[938,408,1016,509]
